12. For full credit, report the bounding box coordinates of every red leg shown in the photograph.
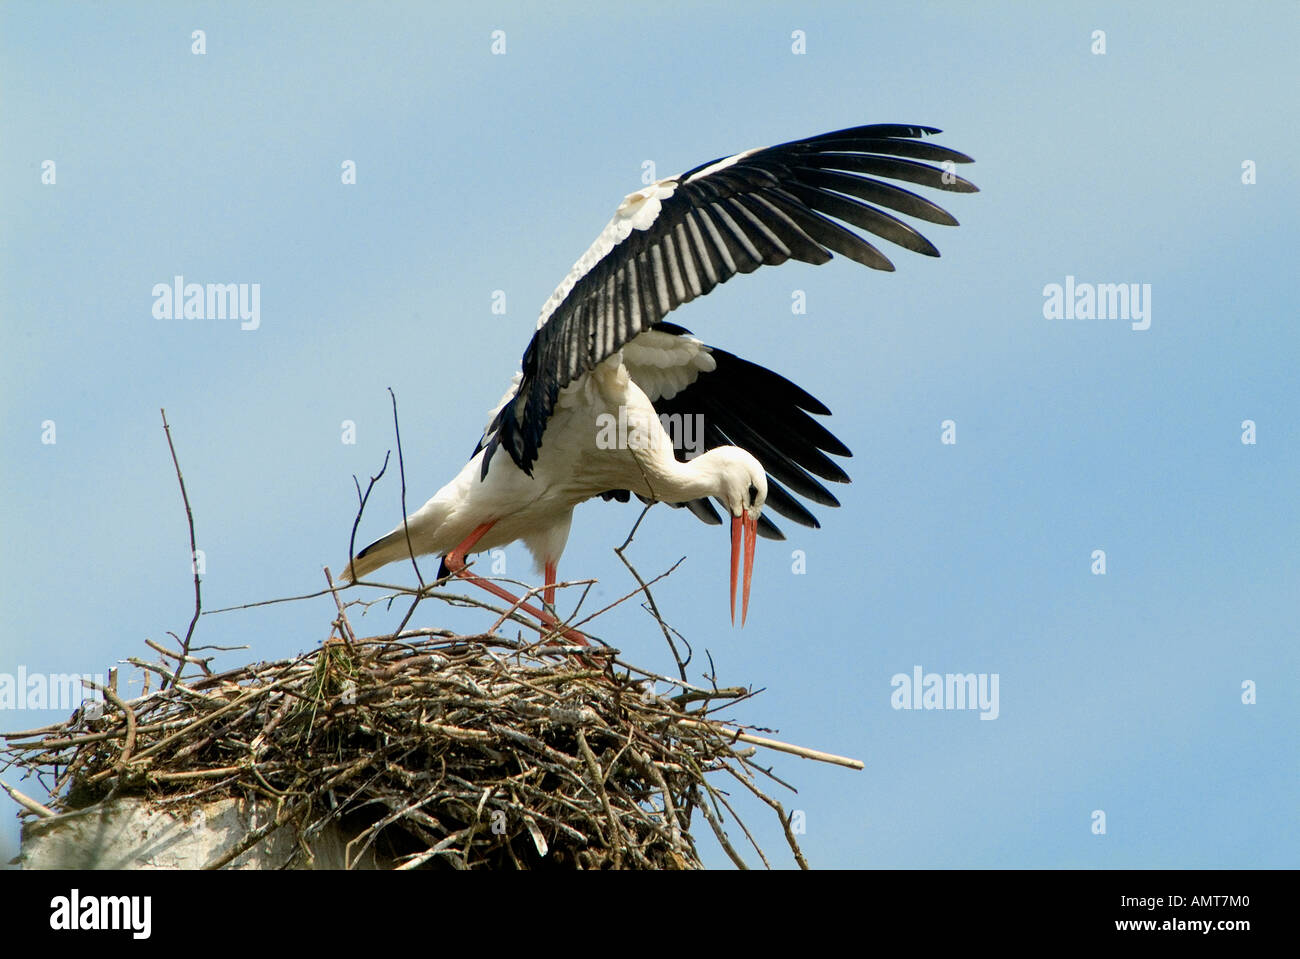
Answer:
[444,522,588,647]
[544,560,557,609]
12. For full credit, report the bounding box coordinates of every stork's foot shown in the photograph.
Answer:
[443,521,592,652]
[533,606,591,649]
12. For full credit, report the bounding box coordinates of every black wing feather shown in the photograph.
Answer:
[643,323,852,538]
[489,123,975,476]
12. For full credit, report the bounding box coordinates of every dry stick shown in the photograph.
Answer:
[676,718,863,771]
[159,409,201,690]
[0,781,55,818]
[323,567,357,656]
[83,683,138,775]
[692,684,767,720]
[575,729,624,869]
[693,786,747,870]
[387,387,426,590]
[1,723,67,740]
[202,579,504,626]
[396,828,473,870]
[7,721,187,752]
[146,637,213,675]
[205,589,337,616]
[569,559,684,631]
[101,686,139,774]
[708,780,771,870]
[412,569,578,649]
[723,763,809,870]
[388,593,424,648]
[484,581,549,636]
[488,574,598,629]
[482,578,607,654]
[357,582,537,635]
[169,730,216,764]
[348,449,390,582]
[152,777,239,807]
[149,767,243,783]
[614,505,692,680]
[87,679,291,780]
[52,750,88,798]
[249,694,297,756]
[631,744,685,853]
[557,579,599,638]
[346,787,443,867]
[127,658,186,688]
[672,687,748,707]
[610,661,737,701]
[738,751,799,796]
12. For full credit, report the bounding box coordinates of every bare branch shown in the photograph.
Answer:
[613,505,691,680]
[159,409,201,690]
[388,387,426,589]
[348,449,391,580]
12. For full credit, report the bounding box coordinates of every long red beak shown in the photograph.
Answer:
[730,512,758,626]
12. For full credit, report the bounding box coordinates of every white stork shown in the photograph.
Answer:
[343,123,976,643]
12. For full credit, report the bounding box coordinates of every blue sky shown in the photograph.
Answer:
[2,1,1296,869]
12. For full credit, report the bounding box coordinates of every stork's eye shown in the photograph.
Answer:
[748,483,758,505]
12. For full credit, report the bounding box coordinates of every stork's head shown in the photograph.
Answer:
[707,447,767,626]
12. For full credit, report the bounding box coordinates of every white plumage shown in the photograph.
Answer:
[350,335,748,573]
[342,123,977,642]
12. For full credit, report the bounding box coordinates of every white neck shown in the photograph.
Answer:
[639,446,747,507]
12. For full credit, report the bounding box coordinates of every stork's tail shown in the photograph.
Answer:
[339,528,417,584]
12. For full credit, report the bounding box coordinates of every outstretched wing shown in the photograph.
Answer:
[610,322,851,541]
[485,122,976,477]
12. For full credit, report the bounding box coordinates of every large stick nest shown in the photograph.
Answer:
[2,631,809,869]
[3,414,834,869]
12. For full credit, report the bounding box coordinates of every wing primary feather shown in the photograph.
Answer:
[812,137,975,164]
[683,210,721,290]
[763,476,822,529]
[695,205,740,275]
[672,220,703,297]
[704,404,846,497]
[744,192,832,263]
[794,169,960,225]
[636,250,660,328]
[761,189,896,271]
[708,201,765,270]
[660,230,688,303]
[649,244,672,314]
[786,181,941,256]
[624,257,643,330]
[725,195,793,262]
[494,123,975,476]
[799,152,979,193]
